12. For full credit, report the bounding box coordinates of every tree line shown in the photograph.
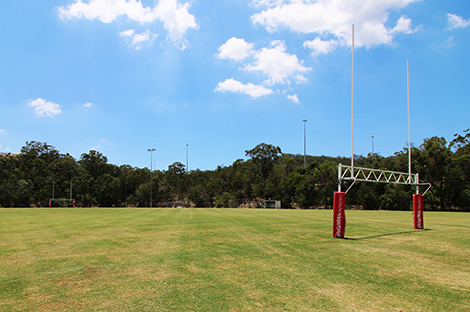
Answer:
[0,129,469,210]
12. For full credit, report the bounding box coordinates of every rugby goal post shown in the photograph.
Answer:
[333,165,431,238]
[49,198,76,208]
[333,26,431,238]
[49,181,75,207]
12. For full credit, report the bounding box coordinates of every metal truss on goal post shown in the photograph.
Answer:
[338,164,432,195]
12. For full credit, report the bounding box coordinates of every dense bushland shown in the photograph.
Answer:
[1,129,469,210]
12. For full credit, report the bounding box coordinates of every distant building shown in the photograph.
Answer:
[0,152,19,157]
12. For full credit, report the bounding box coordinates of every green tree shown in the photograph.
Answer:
[313,161,337,208]
[245,143,282,179]
[416,137,452,209]
[165,162,187,201]
[449,129,470,208]
[79,150,110,179]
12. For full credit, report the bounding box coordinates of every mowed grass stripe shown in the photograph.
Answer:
[0,208,469,311]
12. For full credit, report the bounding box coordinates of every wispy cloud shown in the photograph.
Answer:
[88,139,106,151]
[28,98,62,118]
[0,129,6,135]
[215,79,273,98]
[287,94,300,104]
[120,29,158,50]
[446,36,455,49]
[446,13,470,30]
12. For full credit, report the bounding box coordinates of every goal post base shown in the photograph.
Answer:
[333,192,346,238]
[413,194,424,229]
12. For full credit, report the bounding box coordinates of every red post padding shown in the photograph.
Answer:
[333,192,346,238]
[49,200,52,208]
[413,194,424,229]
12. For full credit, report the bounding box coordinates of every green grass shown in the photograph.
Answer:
[0,208,469,311]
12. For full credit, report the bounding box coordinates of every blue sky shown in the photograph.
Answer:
[0,0,469,171]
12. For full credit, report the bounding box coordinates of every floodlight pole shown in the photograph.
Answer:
[186,144,189,173]
[147,148,155,207]
[371,135,374,167]
[303,120,307,169]
[351,24,355,178]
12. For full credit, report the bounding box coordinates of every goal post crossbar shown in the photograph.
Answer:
[49,197,76,207]
[338,164,431,195]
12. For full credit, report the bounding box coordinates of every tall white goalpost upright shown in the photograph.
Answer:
[351,24,355,178]
[332,25,354,238]
[408,60,425,229]
[408,60,412,176]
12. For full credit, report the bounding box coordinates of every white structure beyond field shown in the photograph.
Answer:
[264,200,281,209]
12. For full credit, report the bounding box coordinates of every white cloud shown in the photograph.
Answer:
[293,73,308,84]
[121,29,158,50]
[83,102,94,108]
[59,0,197,48]
[215,39,309,100]
[216,37,254,62]
[0,129,6,135]
[446,13,470,30]
[287,94,300,103]
[250,0,284,8]
[132,30,156,46]
[215,78,273,98]
[154,0,198,48]
[391,15,414,34]
[303,37,339,56]
[251,0,419,49]
[243,40,310,85]
[28,98,62,118]
[59,0,156,23]
[446,35,455,49]
[120,29,135,37]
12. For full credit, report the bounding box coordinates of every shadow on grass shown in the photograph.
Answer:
[345,229,432,240]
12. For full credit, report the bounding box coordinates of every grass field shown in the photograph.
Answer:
[1,208,469,311]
